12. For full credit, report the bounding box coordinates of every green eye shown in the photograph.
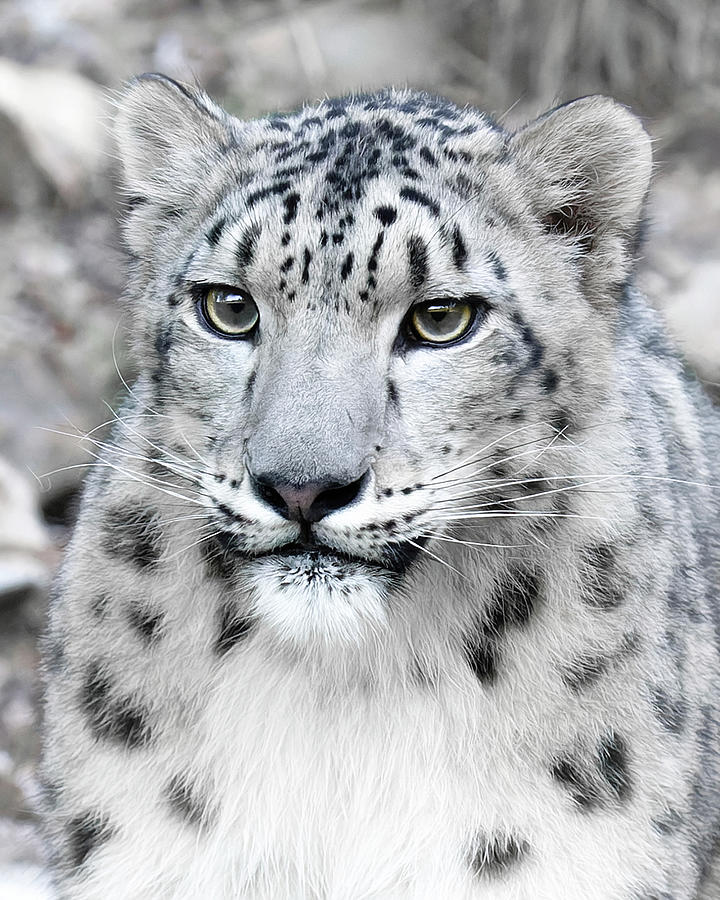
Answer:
[409,300,475,344]
[201,286,259,338]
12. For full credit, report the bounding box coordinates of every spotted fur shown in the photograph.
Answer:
[41,76,720,898]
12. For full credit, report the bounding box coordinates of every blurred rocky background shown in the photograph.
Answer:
[0,0,719,895]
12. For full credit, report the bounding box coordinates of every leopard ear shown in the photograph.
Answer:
[511,96,652,279]
[114,73,238,233]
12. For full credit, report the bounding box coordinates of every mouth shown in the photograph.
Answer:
[253,541,381,571]
[251,537,427,576]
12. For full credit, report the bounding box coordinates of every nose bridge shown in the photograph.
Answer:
[246,344,382,487]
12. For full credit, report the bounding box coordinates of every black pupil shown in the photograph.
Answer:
[429,308,450,323]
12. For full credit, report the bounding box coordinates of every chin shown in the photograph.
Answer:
[245,549,392,649]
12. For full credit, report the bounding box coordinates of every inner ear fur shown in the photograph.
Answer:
[511,96,652,254]
[114,73,236,207]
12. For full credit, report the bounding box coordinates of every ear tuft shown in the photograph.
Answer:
[512,96,652,254]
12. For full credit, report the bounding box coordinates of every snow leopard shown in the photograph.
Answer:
[41,74,720,899]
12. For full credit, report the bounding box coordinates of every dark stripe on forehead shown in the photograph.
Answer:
[400,186,440,218]
[246,180,292,208]
[452,225,467,270]
[407,236,428,289]
[206,217,226,246]
[236,223,261,270]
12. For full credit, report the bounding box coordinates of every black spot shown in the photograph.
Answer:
[206,217,226,246]
[66,813,111,868]
[368,231,385,271]
[280,255,295,273]
[127,604,163,643]
[407,236,428,290]
[319,229,328,247]
[551,757,601,811]
[419,146,437,166]
[464,569,539,683]
[399,186,440,217]
[82,662,150,748]
[216,602,254,655]
[489,250,507,280]
[487,569,539,631]
[102,506,164,569]
[451,225,467,269]
[166,774,209,827]
[332,232,344,245]
[236,223,261,269]
[464,638,498,683]
[301,247,312,284]
[340,251,354,281]
[542,368,559,393]
[244,370,256,401]
[651,686,688,735]
[374,205,397,226]
[597,730,632,801]
[283,191,301,224]
[201,530,244,580]
[281,231,291,246]
[562,653,609,692]
[470,833,528,878]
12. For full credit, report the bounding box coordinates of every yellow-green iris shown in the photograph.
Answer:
[409,300,474,344]
[202,287,259,337]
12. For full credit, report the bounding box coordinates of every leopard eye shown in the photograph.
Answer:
[409,300,475,345]
[200,286,259,338]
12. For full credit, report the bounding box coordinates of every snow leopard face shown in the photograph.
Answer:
[115,76,650,643]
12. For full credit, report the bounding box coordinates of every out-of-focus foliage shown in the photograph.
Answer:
[430,0,720,114]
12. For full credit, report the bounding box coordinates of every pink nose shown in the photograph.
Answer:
[250,473,368,523]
